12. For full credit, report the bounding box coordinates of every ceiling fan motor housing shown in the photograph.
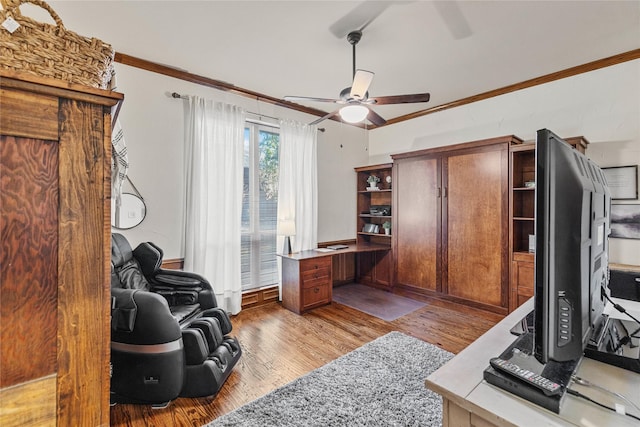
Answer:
[347,30,362,45]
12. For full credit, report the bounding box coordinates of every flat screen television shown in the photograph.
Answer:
[533,129,611,364]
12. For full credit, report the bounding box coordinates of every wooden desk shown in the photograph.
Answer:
[279,243,390,314]
[426,299,640,426]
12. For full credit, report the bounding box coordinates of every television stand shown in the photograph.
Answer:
[585,314,640,373]
[483,331,580,413]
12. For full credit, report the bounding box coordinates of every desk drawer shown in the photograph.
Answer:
[301,267,331,288]
[299,257,331,272]
[302,284,330,309]
[300,257,331,289]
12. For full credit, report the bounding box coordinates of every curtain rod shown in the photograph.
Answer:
[171,92,325,132]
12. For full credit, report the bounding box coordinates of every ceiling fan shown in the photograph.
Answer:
[284,30,431,126]
[329,1,472,40]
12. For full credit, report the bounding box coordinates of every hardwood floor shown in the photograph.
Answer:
[110,292,504,426]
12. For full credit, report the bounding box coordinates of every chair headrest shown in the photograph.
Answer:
[111,233,133,268]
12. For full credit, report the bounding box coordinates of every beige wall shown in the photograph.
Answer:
[115,60,640,265]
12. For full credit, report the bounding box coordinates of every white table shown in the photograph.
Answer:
[425,299,640,427]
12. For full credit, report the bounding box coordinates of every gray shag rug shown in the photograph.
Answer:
[206,331,453,427]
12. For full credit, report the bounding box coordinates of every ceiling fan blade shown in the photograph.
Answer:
[309,110,338,126]
[370,93,431,105]
[433,1,472,39]
[284,96,340,104]
[366,109,387,126]
[350,69,375,100]
[329,1,392,38]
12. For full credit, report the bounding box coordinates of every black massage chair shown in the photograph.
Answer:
[110,233,242,407]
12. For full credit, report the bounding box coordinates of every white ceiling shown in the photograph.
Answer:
[38,1,640,124]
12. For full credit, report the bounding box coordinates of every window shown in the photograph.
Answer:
[241,124,279,291]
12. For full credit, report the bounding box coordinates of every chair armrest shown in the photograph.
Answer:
[150,269,217,309]
[111,288,181,345]
[153,269,209,288]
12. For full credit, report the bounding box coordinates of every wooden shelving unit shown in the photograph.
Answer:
[508,137,589,312]
[354,163,393,288]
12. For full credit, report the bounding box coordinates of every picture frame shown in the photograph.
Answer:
[603,165,638,200]
[610,204,640,240]
[362,223,379,234]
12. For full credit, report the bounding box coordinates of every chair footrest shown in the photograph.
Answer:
[180,337,242,398]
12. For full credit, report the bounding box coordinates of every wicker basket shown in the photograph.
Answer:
[0,0,114,89]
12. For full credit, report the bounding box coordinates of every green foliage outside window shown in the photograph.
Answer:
[259,131,279,200]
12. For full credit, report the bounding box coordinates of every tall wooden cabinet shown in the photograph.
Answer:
[354,164,393,288]
[392,136,521,314]
[0,71,122,426]
[508,137,588,311]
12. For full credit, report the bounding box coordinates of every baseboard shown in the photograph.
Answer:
[242,285,279,310]
[162,258,184,270]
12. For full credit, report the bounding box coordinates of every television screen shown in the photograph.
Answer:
[533,129,610,364]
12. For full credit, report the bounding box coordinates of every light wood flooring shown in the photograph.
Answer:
[110,291,504,426]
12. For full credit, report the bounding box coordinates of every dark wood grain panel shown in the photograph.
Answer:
[445,148,507,308]
[0,136,58,387]
[395,155,440,291]
[57,99,110,427]
[0,88,58,140]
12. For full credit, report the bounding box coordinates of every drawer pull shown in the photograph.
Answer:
[314,287,319,293]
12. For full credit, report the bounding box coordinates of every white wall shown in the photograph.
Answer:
[369,60,640,265]
[112,63,368,258]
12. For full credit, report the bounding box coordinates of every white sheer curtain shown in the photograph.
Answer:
[184,97,246,314]
[277,119,318,253]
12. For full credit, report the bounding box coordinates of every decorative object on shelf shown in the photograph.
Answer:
[0,0,115,89]
[603,165,638,200]
[524,180,535,188]
[369,205,391,216]
[610,204,640,239]
[367,174,380,190]
[362,223,379,234]
[382,221,391,235]
[278,218,296,254]
[386,175,392,187]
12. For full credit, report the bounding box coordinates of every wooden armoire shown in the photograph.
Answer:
[0,70,122,426]
[392,136,522,315]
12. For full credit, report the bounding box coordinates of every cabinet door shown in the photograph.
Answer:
[444,147,509,309]
[357,250,392,289]
[395,156,441,291]
[512,258,534,308]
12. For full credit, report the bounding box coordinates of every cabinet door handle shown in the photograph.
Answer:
[444,187,448,198]
[314,287,319,293]
[438,187,442,198]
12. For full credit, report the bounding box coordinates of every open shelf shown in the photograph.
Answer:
[358,232,392,238]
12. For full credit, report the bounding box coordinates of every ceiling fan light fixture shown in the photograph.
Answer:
[339,104,369,123]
